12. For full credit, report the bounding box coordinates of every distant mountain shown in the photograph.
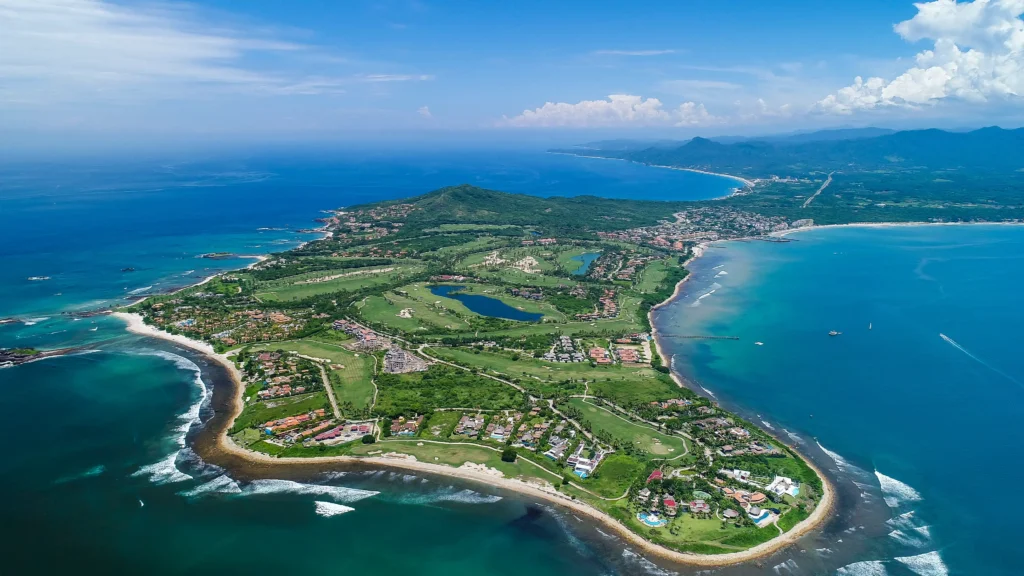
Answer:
[591,127,1024,177]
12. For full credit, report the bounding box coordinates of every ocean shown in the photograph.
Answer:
[4,148,1014,575]
[655,225,1024,576]
[1,149,747,576]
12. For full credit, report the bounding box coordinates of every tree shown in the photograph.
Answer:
[361,434,376,444]
[501,447,517,462]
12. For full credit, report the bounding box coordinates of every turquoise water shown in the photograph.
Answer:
[429,285,543,321]
[0,152,746,576]
[655,226,1024,576]
[570,252,601,276]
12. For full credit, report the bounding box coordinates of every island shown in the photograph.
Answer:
[117,184,834,565]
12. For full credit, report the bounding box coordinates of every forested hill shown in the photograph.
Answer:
[348,184,685,236]
[557,127,1024,178]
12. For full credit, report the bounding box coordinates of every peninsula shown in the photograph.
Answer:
[116,184,840,565]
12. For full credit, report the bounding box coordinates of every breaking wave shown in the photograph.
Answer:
[815,442,867,476]
[783,429,805,445]
[393,486,502,505]
[178,474,241,498]
[314,501,355,517]
[131,351,207,485]
[23,317,49,326]
[888,529,930,548]
[620,549,677,576]
[127,285,153,295]
[875,471,922,509]
[836,560,889,576]
[894,551,949,576]
[241,479,379,503]
[772,559,799,574]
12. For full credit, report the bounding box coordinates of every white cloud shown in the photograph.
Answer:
[501,94,718,128]
[816,0,1024,114]
[418,105,432,118]
[593,49,676,56]
[0,0,430,103]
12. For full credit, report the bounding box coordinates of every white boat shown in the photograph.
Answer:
[27,276,50,281]
[828,330,841,336]
[754,341,764,346]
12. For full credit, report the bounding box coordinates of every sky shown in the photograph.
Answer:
[2,0,1023,148]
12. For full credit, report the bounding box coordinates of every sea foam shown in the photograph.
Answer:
[875,471,922,508]
[314,501,355,517]
[130,351,207,485]
[241,479,379,503]
[895,551,949,576]
[836,560,889,576]
[178,474,241,498]
[620,549,677,576]
[54,464,106,484]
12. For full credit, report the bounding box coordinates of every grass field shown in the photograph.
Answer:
[256,266,420,301]
[580,452,644,498]
[232,392,331,432]
[568,398,689,457]
[358,292,469,332]
[635,259,670,293]
[418,411,461,440]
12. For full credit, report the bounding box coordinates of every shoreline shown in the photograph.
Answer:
[772,220,1024,238]
[548,151,754,196]
[646,240,838,565]
[112,235,833,568]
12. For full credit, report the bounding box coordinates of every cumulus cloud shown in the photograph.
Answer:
[417,105,432,118]
[816,0,1024,114]
[501,94,718,128]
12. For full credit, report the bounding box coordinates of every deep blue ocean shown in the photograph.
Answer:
[3,149,1012,575]
[1,150,750,576]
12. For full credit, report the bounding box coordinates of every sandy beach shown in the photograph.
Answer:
[113,236,837,567]
[547,151,754,195]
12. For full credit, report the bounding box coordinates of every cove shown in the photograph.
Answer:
[429,285,542,322]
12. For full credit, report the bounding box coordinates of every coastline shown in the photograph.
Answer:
[113,235,834,568]
[772,220,1024,238]
[646,240,837,566]
[548,151,755,196]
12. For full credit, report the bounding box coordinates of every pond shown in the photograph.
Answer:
[569,252,600,276]
[429,285,543,322]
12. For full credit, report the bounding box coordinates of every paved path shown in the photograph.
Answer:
[802,171,834,208]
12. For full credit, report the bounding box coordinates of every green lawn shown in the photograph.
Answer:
[256,266,420,301]
[635,259,670,293]
[580,453,644,498]
[232,392,331,432]
[568,398,689,457]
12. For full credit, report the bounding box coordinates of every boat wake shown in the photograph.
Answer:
[54,464,106,485]
[939,333,1022,387]
[314,501,355,517]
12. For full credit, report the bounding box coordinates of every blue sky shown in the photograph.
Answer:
[2,0,1022,146]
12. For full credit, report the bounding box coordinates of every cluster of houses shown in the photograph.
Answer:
[520,238,557,246]
[315,422,373,443]
[454,414,487,439]
[431,274,468,282]
[650,398,693,410]
[148,300,310,345]
[612,254,658,282]
[541,335,586,363]
[615,347,642,363]
[332,319,388,350]
[263,409,328,435]
[508,287,544,300]
[589,347,614,365]
[243,352,320,400]
[390,415,424,436]
[383,346,428,374]
[597,207,792,247]
[574,289,619,321]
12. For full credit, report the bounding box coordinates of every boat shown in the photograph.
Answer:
[27,276,50,281]
[828,330,841,336]
[754,341,764,346]
[868,322,872,330]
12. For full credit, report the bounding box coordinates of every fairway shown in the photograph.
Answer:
[567,398,689,457]
[256,266,420,301]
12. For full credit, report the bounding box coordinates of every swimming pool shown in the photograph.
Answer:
[637,512,667,528]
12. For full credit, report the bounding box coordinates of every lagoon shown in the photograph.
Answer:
[429,285,543,322]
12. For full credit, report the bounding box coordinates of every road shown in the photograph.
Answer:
[802,171,834,208]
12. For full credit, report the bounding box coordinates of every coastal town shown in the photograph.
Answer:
[121,185,827,558]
